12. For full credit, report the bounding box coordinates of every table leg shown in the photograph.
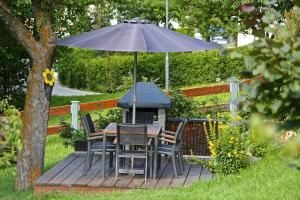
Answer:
[154,136,158,179]
[102,135,106,178]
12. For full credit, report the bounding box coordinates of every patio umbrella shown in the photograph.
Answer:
[56,18,219,124]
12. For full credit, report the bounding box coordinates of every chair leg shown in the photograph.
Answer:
[178,151,184,174]
[115,149,119,180]
[172,154,178,178]
[145,156,148,182]
[179,149,185,172]
[109,152,113,167]
[149,146,153,178]
[83,142,91,175]
[89,151,94,168]
[158,154,161,170]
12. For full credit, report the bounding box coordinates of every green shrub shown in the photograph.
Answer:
[191,115,251,175]
[95,108,122,130]
[57,48,247,93]
[0,98,22,168]
[167,88,197,118]
[58,118,86,147]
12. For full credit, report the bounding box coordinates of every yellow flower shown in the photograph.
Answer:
[211,150,217,158]
[227,152,232,157]
[43,68,56,86]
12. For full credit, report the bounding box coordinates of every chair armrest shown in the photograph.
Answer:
[158,137,176,144]
[87,135,103,141]
[90,131,104,137]
[113,137,117,144]
[147,138,153,146]
[158,133,175,140]
[161,130,176,135]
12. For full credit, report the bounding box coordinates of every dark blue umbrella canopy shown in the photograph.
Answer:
[56,18,219,124]
[56,18,218,52]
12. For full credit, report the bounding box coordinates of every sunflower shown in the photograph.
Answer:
[42,68,56,86]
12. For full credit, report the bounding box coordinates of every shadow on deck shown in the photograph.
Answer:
[34,152,213,193]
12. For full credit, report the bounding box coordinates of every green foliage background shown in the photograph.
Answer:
[56,48,247,93]
[235,5,300,129]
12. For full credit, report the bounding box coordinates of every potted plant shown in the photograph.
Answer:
[72,129,87,151]
[59,119,87,151]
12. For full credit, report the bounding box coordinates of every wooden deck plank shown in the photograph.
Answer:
[114,174,135,188]
[141,158,169,189]
[128,174,145,189]
[100,167,118,188]
[155,159,175,188]
[34,153,78,185]
[184,164,202,186]
[35,153,212,194]
[73,157,102,186]
[47,154,86,186]
[199,167,213,181]
[115,159,145,188]
[61,156,100,186]
[169,162,191,188]
[87,159,114,188]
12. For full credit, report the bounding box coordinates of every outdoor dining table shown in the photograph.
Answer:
[102,122,163,179]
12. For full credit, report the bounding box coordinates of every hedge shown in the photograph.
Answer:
[57,48,247,93]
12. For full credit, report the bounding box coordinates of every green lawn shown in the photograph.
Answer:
[1,136,299,200]
[50,92,124,107]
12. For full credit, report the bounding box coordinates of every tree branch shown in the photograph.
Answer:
[0,0,42,60]
[32,0,56,49]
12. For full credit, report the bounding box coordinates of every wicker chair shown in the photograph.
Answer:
[157,118,188,178]
[81,113,116,177]
[115,123,152,181]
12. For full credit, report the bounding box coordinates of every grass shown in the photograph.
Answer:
[0,136,73,200]
[0,136,299,200]
[49,81,236,108]
[50,92,124,107]
[193,92,230,106]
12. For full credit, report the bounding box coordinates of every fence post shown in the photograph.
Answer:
[228,77,239,118]
[71,101,80,130]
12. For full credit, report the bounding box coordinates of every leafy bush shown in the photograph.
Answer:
[0,98,22,168]
[233,5,300,129]
[95,108,122,130]
[58,118,86,147]
[167,88,197,118]
[191,115,251,175]
[57,48,247,93]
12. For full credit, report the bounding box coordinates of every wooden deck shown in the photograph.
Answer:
[34,152,213,193]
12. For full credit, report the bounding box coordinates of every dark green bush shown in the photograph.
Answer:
[58,118,87,147]
[167,88,197,118]
[57,48,247,93]
[0,98,22,168]
[95,108,123,130]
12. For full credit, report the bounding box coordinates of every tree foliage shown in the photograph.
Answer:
[0,98,22,168]
[176,0,243,42]
[234,2,300,129]
[0,19,30,109]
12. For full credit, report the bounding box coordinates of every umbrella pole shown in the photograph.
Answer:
[132,52,137,124]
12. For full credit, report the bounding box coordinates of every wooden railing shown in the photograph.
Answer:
[43,79,252,135]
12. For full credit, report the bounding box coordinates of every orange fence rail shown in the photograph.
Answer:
[43,79,252,135]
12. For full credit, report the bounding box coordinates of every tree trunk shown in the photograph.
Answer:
[15,58,53,190]
[0,0,56,191]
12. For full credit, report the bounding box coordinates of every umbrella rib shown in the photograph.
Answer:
[137,25,148,51]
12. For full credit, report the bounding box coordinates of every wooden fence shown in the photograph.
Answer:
[41,79,252,135]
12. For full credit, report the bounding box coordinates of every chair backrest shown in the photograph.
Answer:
[177,118,188,144]
[126,111,154,124]
[117,123,148,146]
[80,113,96,136]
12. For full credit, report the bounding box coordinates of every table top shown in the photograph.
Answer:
[103,122,163,138]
